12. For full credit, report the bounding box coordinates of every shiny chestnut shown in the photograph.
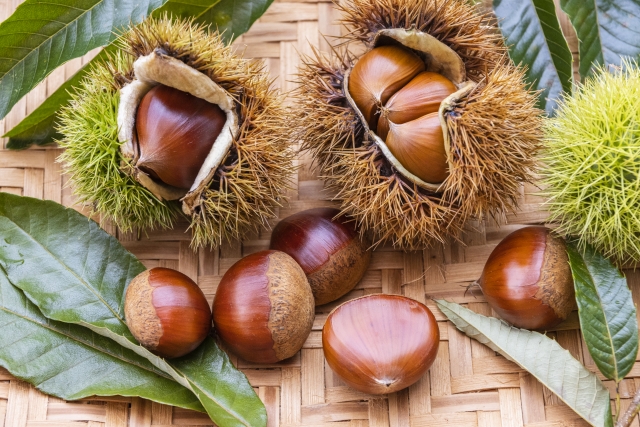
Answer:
[212,250,315,363]
[269,208,372,305]
[348,45,425,129]
[135,84,227,189]
[323,294,439,395]
[478,226,575,330]
[124,267,211,358]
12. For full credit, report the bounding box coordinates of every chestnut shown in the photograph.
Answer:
[269,208,372,305]
[322,294,439,395]
[348,45,425,129]
[135,84,227,190]
[212,250,315,363]
[124,267,211,359]
[478,226,575,330]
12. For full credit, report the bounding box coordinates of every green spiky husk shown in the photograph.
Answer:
[58,52,178,232]
[296,0,542,248]
[58,17,294,248]
[542,61,640,263]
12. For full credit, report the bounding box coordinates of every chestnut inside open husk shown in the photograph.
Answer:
[478,226,575,330]
[212,250,315,363]
[135,85,227,190]
[348,46,456,184]
[124,267,211,359]
[269,207,372,305]
[323,294,439,395]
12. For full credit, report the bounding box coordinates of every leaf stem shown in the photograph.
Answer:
[616,386,640,427]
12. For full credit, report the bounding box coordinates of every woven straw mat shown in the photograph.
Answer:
[0,0,638,426]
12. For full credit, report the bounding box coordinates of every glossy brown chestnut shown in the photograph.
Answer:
[323,294,439,395]
[348,45,425,129]
[124,267,211,359]
[377,71,457,140]
[385,112,448,183]
[478,226,575,330]
[135,84,227,189]
[212,250,315,363]
[269,208,372,305]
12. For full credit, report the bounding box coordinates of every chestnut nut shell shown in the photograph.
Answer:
[479,226,575,330]
[348,45,425,130]
[124,267,212,359]
[212,250,315,363]
[135,84,227,190]
[269,207,372,305]
[323,294,439,395]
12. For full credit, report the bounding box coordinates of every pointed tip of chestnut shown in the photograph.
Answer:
[479,226,575,330]
[124,267,211,359]
[269,208,372,306]
[212,250,315,363]
[322,294,439,395]
[135,84,227,190]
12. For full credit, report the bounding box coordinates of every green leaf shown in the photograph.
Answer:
[0,193,267,427]
[566,242,638,382]
[493,0,573,115]
[5,0,273,149]
[192,0,274,43]
[436,299,613,427]
[5,45,115,149]
[0,0,170,122]
[0,268,203,411]
[560,0,640,79]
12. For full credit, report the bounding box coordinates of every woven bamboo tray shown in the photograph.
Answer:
[1,0,639,426]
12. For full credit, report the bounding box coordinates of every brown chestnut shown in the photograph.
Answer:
[478,226,575,330]
[124,267,211,359]
[269,208,372,306]
[135,84,227,189]
[384,112,449,184]
[323,294,439,395]
[348,45,425,129]
[377,71,457,140]
[212,250,315,363]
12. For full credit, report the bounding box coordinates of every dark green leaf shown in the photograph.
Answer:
[436,299,613,427]
[493,0,573,115]
[566,242,638,382]
[190,0,274,43]
[0,0,170,122]
[0,268,203,410]
[5,45,115,149]
[0,193,267,427]
[560,0,640,79]
[5,0,273,149]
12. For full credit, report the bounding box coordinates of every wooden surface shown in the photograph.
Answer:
[1,0,639,426]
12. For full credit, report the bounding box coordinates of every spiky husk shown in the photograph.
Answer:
[542,61,640,263]
[58,17,294,248]
[296,0,542,248]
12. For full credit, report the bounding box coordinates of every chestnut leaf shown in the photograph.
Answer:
[436,299,613,427]
[0,268,203,411]
[566,242,638,382]
[492,0,573,115]
[559,0,640,80]
[0,193,267,427]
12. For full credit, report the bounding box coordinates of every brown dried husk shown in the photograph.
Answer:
[117,17,294,248]
[296,0,542,248]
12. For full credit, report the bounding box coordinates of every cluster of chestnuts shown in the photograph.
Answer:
[124,210,576,396]
[348,45,456,184]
